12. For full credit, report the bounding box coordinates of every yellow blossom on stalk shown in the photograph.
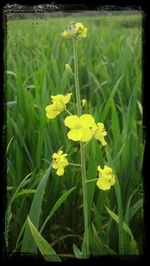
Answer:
[94,123,107,146]
[74,22,87,38]
[61,21,87,39]
[96,165,115,191]
[64,114,107,145]
[45,93,72,119]
[52,150,69,176]
[64,114,97,142]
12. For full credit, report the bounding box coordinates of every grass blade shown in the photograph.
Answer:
[21,165,51,252]
[27,217,61,262]
[40,187,76,233]
[102,74,124,121]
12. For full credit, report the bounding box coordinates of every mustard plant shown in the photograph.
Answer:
[45,21,116,258]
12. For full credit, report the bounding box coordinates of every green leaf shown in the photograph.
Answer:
[111,99,120,141]
[27,217,61,262]
[129,198,143,222]
[13,189,36,200]
[104,244,117,255]
[102,74,124,121]
[129,238,139,255]
[40,187,76,233]
[86,153,97,220]
[137,100,143,116]
[6,136,14,154]
[73,244,82,259]
[105,205,133,239]
[21,166,51,252]
[5,172,32,248]
[91,223,108,255]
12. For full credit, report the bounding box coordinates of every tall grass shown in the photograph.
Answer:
[6,13,143,259]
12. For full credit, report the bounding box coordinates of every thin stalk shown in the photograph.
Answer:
[115,176,124,255]
[65,108,73,116]
[73,37,89,257]
[69,163,82,167]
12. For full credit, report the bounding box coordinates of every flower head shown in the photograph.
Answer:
[52,150,69,176]
[64,114,97,142]
[45,93,72,119]
[94,123,107,146]
[61,22,87,39]
[96,165,115,190]
[64,114,107,145]
[74,23,87,38]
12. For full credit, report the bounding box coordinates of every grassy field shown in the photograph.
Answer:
[6,12,144,260]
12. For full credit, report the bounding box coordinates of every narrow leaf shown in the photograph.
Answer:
[27,217,61,262]
[40,187,76,233]
[102,74,124,121]
[21,166,51,252]
[73,244,82,259]
[105,205,134,239]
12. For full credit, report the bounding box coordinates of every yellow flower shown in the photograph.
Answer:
[45,93,72,119]
[96,165,115,190]
[74,23,87,38]
[94,123,107,146]
[62,30,70,38]
[64,114,107,145]
[52,150,69,176]
[64,114,97,142]
[61,22,87,39]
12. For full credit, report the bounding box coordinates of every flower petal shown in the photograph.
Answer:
[67,128,83,141]
[52,162,58,169]
[110,175,115,186]
[80,128,93,142]
[56,167,64,176]
[95,123,107,145]
[45,104,60,119]
[64,115,80,129]
[80,114,95,126]
[103,166,112,175]
[64,93,72,104]
[96,177,111,191]
[51,94,64,102]
[52,153,58,159]
[58,150,63,155]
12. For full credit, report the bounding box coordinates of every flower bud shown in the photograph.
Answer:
[65,64,74,75]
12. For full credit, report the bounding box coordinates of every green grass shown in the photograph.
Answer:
[6,12,144,259]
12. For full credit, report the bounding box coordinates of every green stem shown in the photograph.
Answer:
[65,108,73,116]
[73,38,81,116]
[69,163,82,167]
[73,37,89,257]
[115,176,124,255]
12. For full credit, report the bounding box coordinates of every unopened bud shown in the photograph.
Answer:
[81,98,86,107]
[65,64,74,75]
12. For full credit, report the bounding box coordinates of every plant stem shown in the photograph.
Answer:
[73,37,89,257]
[115,177,124,255]
[65,108,73,116]
[69,163,82,167]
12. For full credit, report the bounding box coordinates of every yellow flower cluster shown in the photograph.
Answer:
[52,150,69,176]
[45,93,72,119]
[96,166,115,190]
[64,114,107,145]
[46,22,115,192]
[62,22,87,39]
